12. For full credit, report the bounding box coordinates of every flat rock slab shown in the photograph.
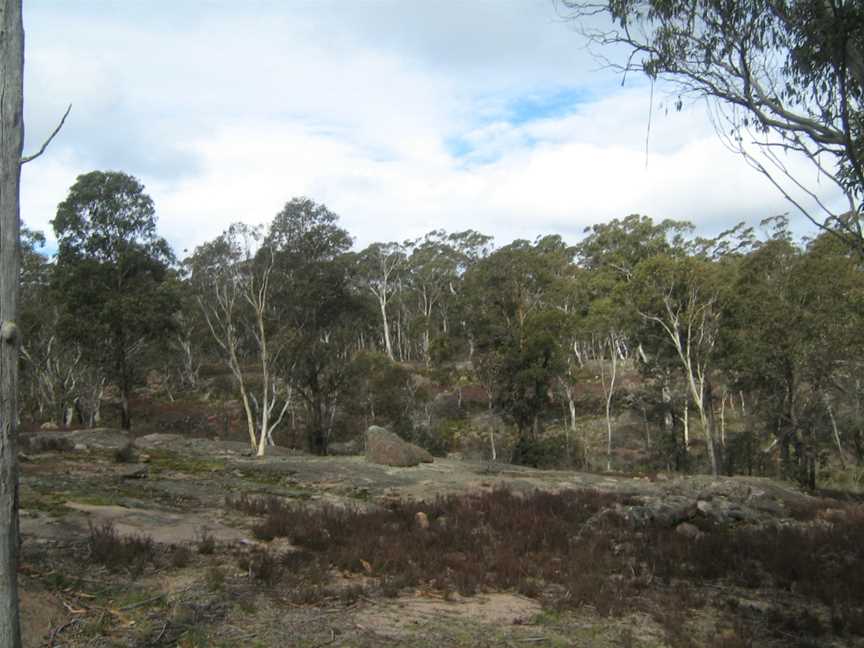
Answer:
[21,428,131,452]
[362,593,541,639]
[21,502,248,545]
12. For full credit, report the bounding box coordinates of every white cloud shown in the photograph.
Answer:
[20,1,840,257]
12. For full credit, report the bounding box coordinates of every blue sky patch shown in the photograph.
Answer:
[446,86,589,162]
[506,86,591,125]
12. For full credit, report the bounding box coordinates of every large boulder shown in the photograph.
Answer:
[365,426,433,467]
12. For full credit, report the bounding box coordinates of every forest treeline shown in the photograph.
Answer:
[20,170,864,488]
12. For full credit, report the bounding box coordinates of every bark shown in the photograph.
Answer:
[120,388,131,430]
[379,297,393,361]
[682,395,690,452]
[601,333,618,473]
[824,393,846,470]
[0,1,23,644]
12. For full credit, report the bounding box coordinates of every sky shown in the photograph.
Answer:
[20,1,843,257]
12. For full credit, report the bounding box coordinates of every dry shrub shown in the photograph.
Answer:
[88,522,154,574]
[227,489,864,642]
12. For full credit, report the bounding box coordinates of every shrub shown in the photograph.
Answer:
[197,528,216,555]
[170,544,193,568]
[511,434,573,469]
[88,522,154,574]
[114,443,138,464]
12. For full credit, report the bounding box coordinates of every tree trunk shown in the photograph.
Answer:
[824,394,846,470]
[379,298,393,360]
[120,387,131,430]
[0,1,24,644]
[682,396,690,453]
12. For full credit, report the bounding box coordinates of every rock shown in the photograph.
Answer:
[329,439,362,456]
[23,434,76,453]
[415,511,430,530]
[67,428,130,450]
[653,500,698,527]
[120,464,149,479]
[365,426,433,467]
[675,522,704,540]
[39,421,59,431]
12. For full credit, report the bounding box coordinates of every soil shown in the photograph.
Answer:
[14,429,862,647]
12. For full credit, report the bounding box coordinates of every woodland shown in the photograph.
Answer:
[18,176,864,491]
[2,0,864,646]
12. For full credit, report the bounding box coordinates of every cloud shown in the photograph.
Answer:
[20,1,840,258]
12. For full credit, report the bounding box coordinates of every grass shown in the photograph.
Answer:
[147,449,226,475]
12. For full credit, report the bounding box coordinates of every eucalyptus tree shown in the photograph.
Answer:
[723,225,864,486]
[629,254,731,476]
[52,171,177,430]
[464,238,569,451]
[267,198,363,454]
[356,241,408,360]
[574,215,693,466]
[189,223,292,456]
[563,0,864,252]
[0,2,24,641]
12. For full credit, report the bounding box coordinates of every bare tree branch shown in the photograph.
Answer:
[21,103,70,164]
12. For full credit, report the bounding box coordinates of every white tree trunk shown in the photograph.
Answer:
[379,297,393,360]
[683,394,690,452]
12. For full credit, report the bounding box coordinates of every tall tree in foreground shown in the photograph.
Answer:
[52,171,177,430]
[563,0,864,252]
[0,1,23,643]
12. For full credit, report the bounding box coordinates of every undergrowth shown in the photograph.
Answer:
[227,488,864,645]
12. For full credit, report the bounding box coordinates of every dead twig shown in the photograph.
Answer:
[49,617,81,646]
[155,620,169,643]
[118,592,166,611]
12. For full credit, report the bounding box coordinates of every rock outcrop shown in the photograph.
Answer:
[365,426,433,467]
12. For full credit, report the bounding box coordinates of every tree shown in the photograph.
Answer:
[189,223,293,456]
[0,1,23,642]
[356,241,407,361]
[575,215,694,468]
[52,171,177,430]
[268,199,363,455]
[629,255,730,476]
[464,239,569,448]
[723,224,864,486]
[564,0,864,252]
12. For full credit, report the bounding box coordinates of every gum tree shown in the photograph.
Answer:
[0,2,23,642]
[52,171,177,430]
[563,0,864,252]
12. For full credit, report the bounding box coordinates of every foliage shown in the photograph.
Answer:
[723,222,864,486]
[270,198,368,454]
[464,238,571,444]
[564,0,864,251]
[51,171,178,429]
